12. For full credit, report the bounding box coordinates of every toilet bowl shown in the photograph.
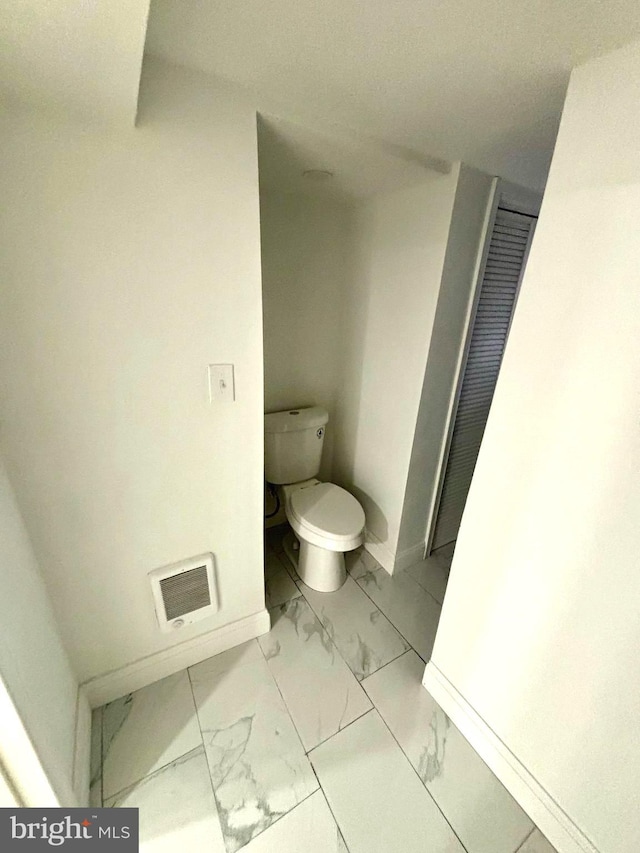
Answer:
[281,480,365,591]
[264,406,366,592]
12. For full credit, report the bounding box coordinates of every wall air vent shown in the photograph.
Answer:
[149,553,218,633]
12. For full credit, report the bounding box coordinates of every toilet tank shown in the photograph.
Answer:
[264,407,329,484]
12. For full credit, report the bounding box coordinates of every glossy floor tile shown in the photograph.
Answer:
[406,542,455,603]
[299,575,409,680]
[98,526,557,853]
[105,746,226,852]
[258,598,371,751]
[264,566,300,608]
[344,545,382,580]
[434,541,456,572]
[264,550,289,580]
[363,650,533,853]
[406,555,449,604]
[517,830,558,853]
[190,643,318,852]
[310,710,465,853]
[241,790,348,853]
[102,669,202,800]
[357,566,442,661]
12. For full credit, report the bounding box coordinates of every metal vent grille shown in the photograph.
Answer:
[159,565,211,620]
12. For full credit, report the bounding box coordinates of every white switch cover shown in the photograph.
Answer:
[209,364,235,402]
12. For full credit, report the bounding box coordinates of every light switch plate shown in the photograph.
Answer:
[209,364,235,402]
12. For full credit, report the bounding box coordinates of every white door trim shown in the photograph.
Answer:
[0,674,61,807]
[424,177,500,555]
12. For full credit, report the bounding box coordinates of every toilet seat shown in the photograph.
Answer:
[288,482,365,552]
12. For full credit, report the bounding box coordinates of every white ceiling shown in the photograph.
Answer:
[0,0,150,123]
[146,0,640,191]
[257,114,451,201]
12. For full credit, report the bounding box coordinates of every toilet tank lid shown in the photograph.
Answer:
[265,406,329,433]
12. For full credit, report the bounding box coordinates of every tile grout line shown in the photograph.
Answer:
[364,705,472,853]
[254,614,320,768]
[100,697,134,788]
[376,544,448,605]
[265,567,303,610]
[245,785,350,851]
[186,655,297,853]
[276,537,301,583]
[307,707,376,760]
[205,628,336,850]
[104,561,432,813]
[259,601,375,758]
[104,745,205,805]
[185,665,208,754]
[405,563,447,606]
[313,777,352,853]
[358,638,538,853]
[296,574,412,683]
[292,553,434,699]
[354,569,429,660]
[184,663,230,849]
[356,643,412,683]
[513,825,537,852]
[307,705,382,849]
[304,704,375,755]
[270,592,535,853]
[359,647,415,686]
[372,562,444,610]
[278,535,441,652]
[275,548,297,582]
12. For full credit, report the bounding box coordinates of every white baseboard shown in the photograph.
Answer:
[72,686,92,806]
[422,661,599,853]
[364,531,425,575]
[393,542,425,572]
[364,529,396,575]
[81,609,271,708]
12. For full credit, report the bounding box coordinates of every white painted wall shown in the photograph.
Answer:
[0,57,266,684]
[260,190,351,480]
[431,39,640,853]
[0,459,79,805]
[0,0,150,123]
[0,764,19,807]
[333,171,460,566]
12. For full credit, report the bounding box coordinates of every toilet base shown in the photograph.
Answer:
[283,531,347,592]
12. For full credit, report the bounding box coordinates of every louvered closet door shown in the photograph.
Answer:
[431,208,535,550]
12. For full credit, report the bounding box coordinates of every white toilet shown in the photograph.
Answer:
[265,406,365,592]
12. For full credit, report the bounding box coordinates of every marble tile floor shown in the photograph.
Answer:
[92,528,558,853]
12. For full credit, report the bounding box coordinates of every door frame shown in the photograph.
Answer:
[0,672,61,807]
[424,179,539,556]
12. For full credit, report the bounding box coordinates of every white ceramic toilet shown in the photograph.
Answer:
[264,406,365,592]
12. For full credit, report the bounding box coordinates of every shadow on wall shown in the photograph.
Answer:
[330,204,375,497]
[348,486,388,546]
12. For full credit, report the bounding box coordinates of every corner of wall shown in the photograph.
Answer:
[72,687,92,807]
[363,528,396,574]
[396,166,497,557]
